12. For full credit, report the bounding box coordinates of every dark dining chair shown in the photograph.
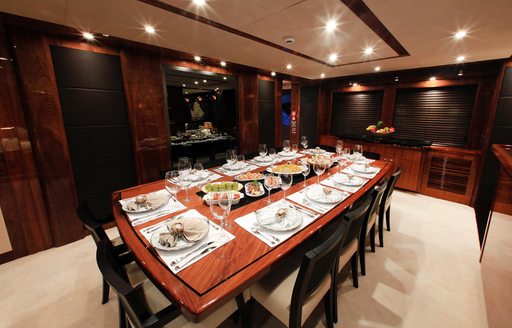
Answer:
[359,180,388,276]
[96,239,249,328]
[379,168,402,247]
[250,219,350,328]
[333,197,371,324]
[202,158,227,169]
[76,203,131,305]
[362,151,381,160]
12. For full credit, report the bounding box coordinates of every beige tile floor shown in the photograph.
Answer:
[0,191,510,328]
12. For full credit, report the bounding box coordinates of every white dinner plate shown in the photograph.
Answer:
[256,207,303,232]
[150,217,209,251]
[278,151,296,158]
[122,194,170,213]
[333,174,366,187]
[305,185,346,204]
[254,155,273,163]
[184,171,210,182]
[351,165,379,174]
[222,162,247,171]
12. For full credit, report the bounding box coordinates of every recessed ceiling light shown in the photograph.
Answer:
[102,34,109,37]
[144,25,155,34]
[185,91,189,94]
[223,76,227,80]
[325,19,337,33]
[82,31,95,40]
[182,84,186,87]
[429,76,436,81]
[220,61,226,67]
[353,82,359,87]
[374,66,381,72]
[328,53,338,62]
[454,30,467,40]
[458,70,464,76]
[271,71,276,77]
[194,81,199,84]
[203,79,207,83]
[286,64,292,70]
[320,73,326,78]
[364,47,374,55]
[456,55,465,62]
[349,82,353,86]
[394,76,399,82]
[193,0,206,5]
[0,57,9,61]
[194,55,201,62]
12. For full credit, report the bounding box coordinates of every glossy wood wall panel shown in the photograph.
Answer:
[299,86,319,146]
[237,73,258,154]
[257,79,275,148]
[0,28,53,263]
[274,79,283,147]
[120,49,170,183]
[9,28,84,246]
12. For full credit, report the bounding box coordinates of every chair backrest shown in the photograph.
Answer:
[363,151,381,160]
[202,158,227,169]
[96,239,181,328]
[341,197,372,248]
[77,203,109,245]
[360,180,388,239]
[289,219,350,327]
[383,168,402,206]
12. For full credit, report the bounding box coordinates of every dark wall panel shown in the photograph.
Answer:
[51,46,136,218]
[300,86,318,145]
[258,80,275,148]
[331,91,383,137]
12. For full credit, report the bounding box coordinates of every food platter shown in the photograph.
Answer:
[201,182,243,193]
[266,163,304,174]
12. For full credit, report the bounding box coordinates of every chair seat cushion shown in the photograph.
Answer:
[251,251,331,326]
[338,238,358,272]
[111,236,123,247]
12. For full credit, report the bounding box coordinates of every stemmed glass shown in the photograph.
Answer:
[354,144,363,159]
[327,155,335,175]
[301,136,308,151]
[283,140,291,152]
[269,148,276,162]
[313,162,326,184]
[259,144,268,158]
[236,155,245,169]
[264,174,277,204]
[226,149,237,168]
[301,162,310,187]
[193,163,204,181]
[279,174,293,201]
[291,143,299,154]
[178,157,191,175]
[209,191,232,237]
[336,140,343,156]
[164,170,180,201]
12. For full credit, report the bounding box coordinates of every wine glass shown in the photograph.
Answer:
[327,155,335,176]
[301,136,308,151]
[354,144,363,159]
[279,173,293,201]
[336,140,343,156]
[226,149,236,168]
[258,144,268,158]
[283,140,291,152]
[164,170,180,201]
[301,162,310,187]
[291,143,299,154]
[313,162,326,184]
[269,148,276,162]
[264,174,277,204]
[178,157,191,175]
[209,191,232,237]
[194,163,204,180]
[342,148,350,158]
[179,173,192,203]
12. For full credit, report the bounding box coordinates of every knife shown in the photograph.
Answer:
[170,240,216,266]
[174,245,218,270]
[131,209,168,225]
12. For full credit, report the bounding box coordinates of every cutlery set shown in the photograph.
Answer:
[170,241,217,269]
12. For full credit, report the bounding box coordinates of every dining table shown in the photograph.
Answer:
[112,152,392,322]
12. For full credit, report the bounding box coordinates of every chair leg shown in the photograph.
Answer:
[378,210,385,248]
[351,253,359,288]
[118,300,127,328]
[323,292,334,328]
[370,226,376,253]
[235,293,250,328]
[386,207,391,231]
[359,242,366,276]
[332,269,339,324]
[102,278,110,304]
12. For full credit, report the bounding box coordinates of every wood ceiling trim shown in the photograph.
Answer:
[138,0,409,67]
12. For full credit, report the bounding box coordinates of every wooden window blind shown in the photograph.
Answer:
[393,86,477,147]
[331,91,383,136]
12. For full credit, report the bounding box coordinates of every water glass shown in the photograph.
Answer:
[301,162,310,187]
[291,143,299,154]
[264,174,277,204]
[178,157,191,175]
[226,149,237,167]
[269,148,276,161]
[164,171,180,200]
[313,163,326,184]
[354,144,363,158]
[194,163,204,178]
[336,140,343,156]
[301,136,308,150]
[279,173,293,200]
[209,191,232,237]
[179,174,192,202]
[258,144,268,157]
[283,140,291,152]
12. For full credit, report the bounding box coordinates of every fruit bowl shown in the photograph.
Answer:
[370,131,394,138]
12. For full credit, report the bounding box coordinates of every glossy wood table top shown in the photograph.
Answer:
[492,144,512,177]
[113,158,392,322]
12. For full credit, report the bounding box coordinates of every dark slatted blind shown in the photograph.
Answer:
[331,91,383,136]
[393,86,477,147]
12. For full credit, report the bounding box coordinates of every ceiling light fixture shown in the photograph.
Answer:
[220,61,226,67]
[182,84,186,87]
[223,76,227,80]
[144,25,155,34]
[458,70,464,76]
[185,91,189,94]
[454,30,467,40]
[320,73,325,78]
[194,81,199,84]
[429,76,436,81]
[328,53,338,62]
[82,31,95,40]
[364,47,374,55]
[286,64,292,70]
[353,82,359,87]
[193,0,206,5]
[325,19,337,33]
[203,79,207,83]
[194,55,201,62]
[456,55,465,62]
[271,71,276,77]
[394,76,399,82]
[102,34,110,37]
[374,66,381,72]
